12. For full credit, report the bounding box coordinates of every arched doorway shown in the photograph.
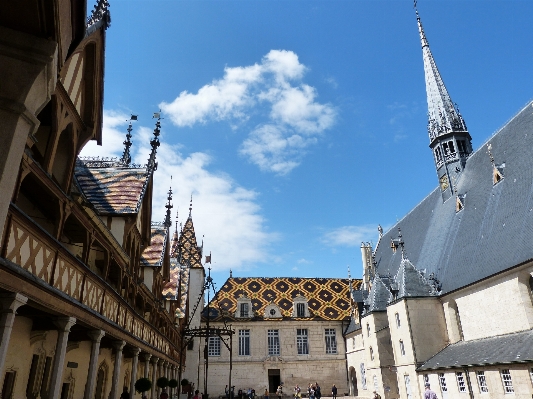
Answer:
[349,367,358,396]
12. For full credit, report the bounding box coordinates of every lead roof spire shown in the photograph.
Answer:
[121,115,136,166]
[415,2,473,202]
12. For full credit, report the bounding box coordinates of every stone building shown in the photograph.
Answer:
[198,276,361,396]
[0,1,198,398]
[345,7,533,399]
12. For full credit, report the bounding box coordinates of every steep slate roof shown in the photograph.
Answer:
[418,329,533,370]
[374,102,533,294]
[344,315,361,335]
[141,224,167,267]
[205,277,361,321]
[75,162,149,215]
[393,257,439,299]
[363,275,392,313]
[178,216,203,268]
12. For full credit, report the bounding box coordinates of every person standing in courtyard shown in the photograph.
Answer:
[424,383,438,399]
[314,383,321,399]
[265,388,269,399]
[372,390,381,399]
[277,385,283,399]
[331,385,337,399]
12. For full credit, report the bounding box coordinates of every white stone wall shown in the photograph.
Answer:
[183,266,206,389]
[199,319,348,397]
[441,265,533,342]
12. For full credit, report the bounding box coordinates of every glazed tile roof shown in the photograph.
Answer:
[178,216,203,268]
[141,224,167,267]
[163,258,190,318]
[74,162,149,215]
[373,102,533,294]
[205,277,362,321]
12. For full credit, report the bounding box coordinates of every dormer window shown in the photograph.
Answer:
[264,303,282,319]
[292,295,309,318]
[235,295,253,318]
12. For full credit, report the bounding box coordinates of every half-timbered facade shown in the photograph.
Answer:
[0,1,189,398]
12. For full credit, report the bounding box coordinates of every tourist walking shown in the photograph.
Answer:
[294,385,301,398]
[314,383,321,399]
[331,385,337,399]
[277,385,283,399]
[424,383,438,399]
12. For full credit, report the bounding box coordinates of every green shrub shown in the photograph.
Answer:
[157,377,169,389]
[135,378,152,393]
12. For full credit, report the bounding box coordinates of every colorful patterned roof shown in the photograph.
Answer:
[74,163,149,215]
[141,224,168,267]
[162,258,190,318]
[205,277,362,321]
[178,216,203,268]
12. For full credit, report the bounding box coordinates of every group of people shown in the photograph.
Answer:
[292,383,337,399]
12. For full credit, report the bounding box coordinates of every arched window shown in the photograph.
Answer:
[369,346,374,361]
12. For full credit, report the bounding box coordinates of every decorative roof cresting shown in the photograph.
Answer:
[86,0,111,35]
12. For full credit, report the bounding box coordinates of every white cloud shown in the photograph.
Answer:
[297,258,311,264]
[160,50,336,174]
[80,110,130,157]
[321,225,380,247]
[80,113,277,270]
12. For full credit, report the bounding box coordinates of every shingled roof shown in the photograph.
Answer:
[178,216,203,268]
[204,277,361,321]
[374,102,533,294]
[74,161,149,215]
[162,258,190,318]
[141,224,168,267]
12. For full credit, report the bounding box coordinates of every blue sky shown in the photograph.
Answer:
[81,0,533,290]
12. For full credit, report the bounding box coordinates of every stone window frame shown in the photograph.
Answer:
[360,363,367,390]
[208,336,221,356]
[292,295,310,318]
[264,303,282,319]
[438,373,448,394]
[476,371,489,393]
[366,323,371,337]
[500,369,514,394]
[395,312,401,328]
[529,368,533,387]
[399,340,405,356]
[238,329,250,356]
[455,372,467,393]
[369,346,374,361]
[325,328,337,354]
[235,295,252,318]
[296,328,309,355]
[267,329,280,356]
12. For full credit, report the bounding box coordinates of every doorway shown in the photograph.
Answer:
[268,369,280,393]
[349,367,358,396]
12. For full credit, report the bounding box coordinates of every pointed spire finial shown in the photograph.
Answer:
[164,177,173,228]
[174,209,179,235]
[397,227,407,260]
[147,112,162,172]
[230,269,233,278]
[121,115,137,166]
[189,194,193,217]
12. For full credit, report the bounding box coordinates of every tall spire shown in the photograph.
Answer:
[415,4,473,201]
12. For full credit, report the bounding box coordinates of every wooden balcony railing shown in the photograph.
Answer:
[2,204,180,359]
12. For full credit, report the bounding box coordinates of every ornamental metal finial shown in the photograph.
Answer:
[189,194,193,217]
[164,178,173,228]
[174,209,179,235]
[121,115,137,166]
[86,0,111,33]
[146,113,162,172]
